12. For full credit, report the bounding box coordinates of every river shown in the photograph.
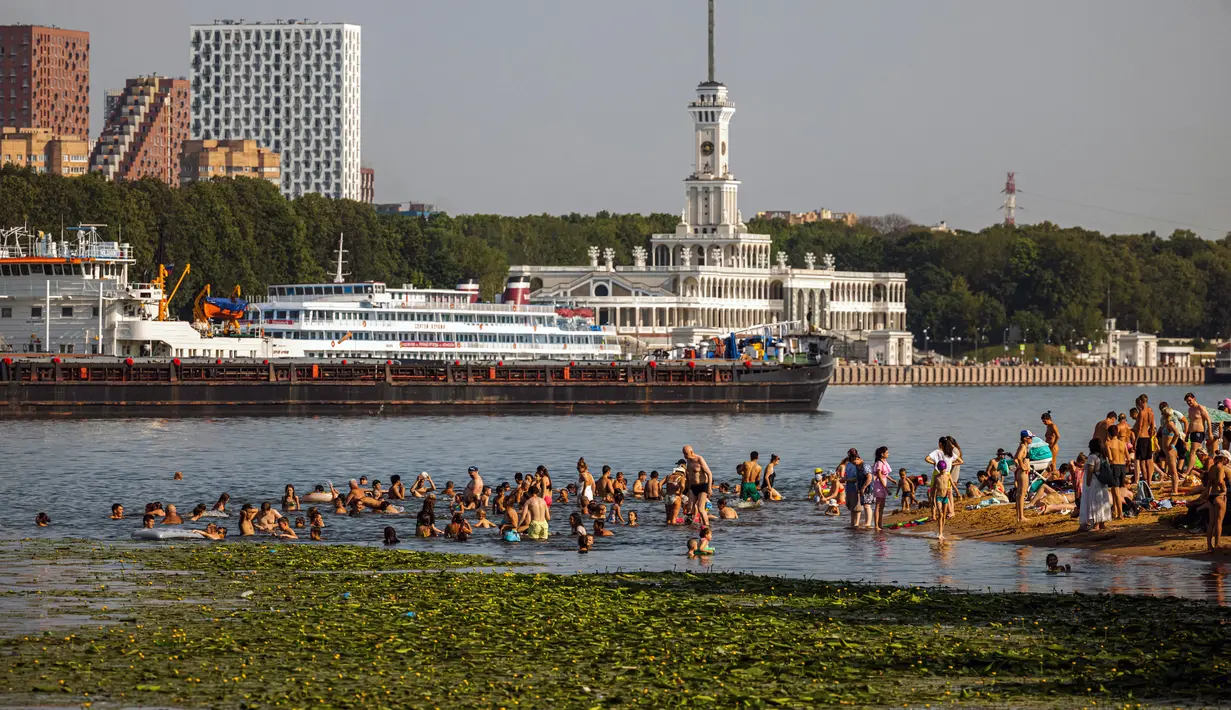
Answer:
[5,384,1230,602]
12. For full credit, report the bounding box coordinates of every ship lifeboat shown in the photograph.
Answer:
[202,295,249,322]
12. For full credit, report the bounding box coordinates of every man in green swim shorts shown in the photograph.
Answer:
[523,485,551,540]
[739,452,763,502]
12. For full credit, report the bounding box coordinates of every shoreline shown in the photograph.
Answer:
[881,493,1231,563]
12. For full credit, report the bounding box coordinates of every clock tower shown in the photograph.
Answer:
[682,0,741,237]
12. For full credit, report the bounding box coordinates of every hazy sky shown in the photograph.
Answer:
[9,0,1231,236]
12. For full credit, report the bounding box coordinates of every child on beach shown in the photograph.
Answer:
[930,461,954,540]
[897,468,915,513]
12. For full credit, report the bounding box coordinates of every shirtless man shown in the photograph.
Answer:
[162,504,184,525]
[1041,412,1060,475]
[742,451,763,502]
[683,444,714,527]
[1132,394,1155,481]
[594,466,615,502]
[717,498,738,519]
[411,471,436,497]
[500,492,526,538]
[388,475,406,500]
[1093,411,1117,460]
[645,471,662,501]
[344,480,365,506]
[463,467,483,506]
[1185,393,1212,474]
[632,471,648,499]
[522,486,551,540]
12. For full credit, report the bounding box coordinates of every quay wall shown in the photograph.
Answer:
[831,365,1207,387]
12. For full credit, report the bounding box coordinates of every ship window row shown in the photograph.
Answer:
[0,263,89,276]
[258,309,553,326]
[263,331,601,345]
[270,284,374,296]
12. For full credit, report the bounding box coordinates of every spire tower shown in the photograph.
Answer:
[707,0,715,83]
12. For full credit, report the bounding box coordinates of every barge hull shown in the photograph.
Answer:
[0,358,831,418]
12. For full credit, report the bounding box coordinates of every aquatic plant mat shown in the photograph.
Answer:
[2,541,1227,708]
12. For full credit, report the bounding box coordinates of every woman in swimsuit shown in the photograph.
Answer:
[238,505,257,536]
[416,496,442,538]
[1202,450,1230,551]
[307,507,324,529]
[663,466,686,525]
[537,466,553,506]
[211,493,230,514]
[282,484,300,512]
[871,447,892,530]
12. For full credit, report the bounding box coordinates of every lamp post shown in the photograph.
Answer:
[922,328,929,359]
[1003,327,1010,352]
[949,327,956,362]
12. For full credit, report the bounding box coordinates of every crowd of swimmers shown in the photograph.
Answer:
[36,392,1231,556]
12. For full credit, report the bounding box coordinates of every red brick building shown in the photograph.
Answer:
[91,76,190,186]
[360,167,374,203]
[0,25,90,137]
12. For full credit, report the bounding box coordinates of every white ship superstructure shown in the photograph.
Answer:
[246,280,618,361]
[0,225,268,359]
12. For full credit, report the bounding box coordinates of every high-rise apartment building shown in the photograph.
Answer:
[0,127,89,175]
[91,76,190,185]
[0,25,90,137]
[180,138,280,187]
[360,166,373,203]
[189,19,360,200]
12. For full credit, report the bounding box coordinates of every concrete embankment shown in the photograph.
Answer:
[832,365,1207,386]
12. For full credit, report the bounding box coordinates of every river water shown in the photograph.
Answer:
[5,385,1230,603]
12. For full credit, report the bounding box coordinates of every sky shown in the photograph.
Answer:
[8,0,1231,237]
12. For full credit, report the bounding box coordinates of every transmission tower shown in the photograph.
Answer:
[1000,171,1017,227]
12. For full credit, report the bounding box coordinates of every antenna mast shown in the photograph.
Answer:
[333,233,349,283]
[707,0,715,82]
[1001,171,1017,227]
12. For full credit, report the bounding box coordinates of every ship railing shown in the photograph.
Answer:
[0,281,125,300]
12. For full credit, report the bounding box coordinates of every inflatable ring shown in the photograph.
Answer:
[131,528,207,540]
[301,492,334,503]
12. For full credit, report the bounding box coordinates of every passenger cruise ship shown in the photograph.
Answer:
[246,279,619,361]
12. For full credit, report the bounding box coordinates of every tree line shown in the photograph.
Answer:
[1,168,1226,349]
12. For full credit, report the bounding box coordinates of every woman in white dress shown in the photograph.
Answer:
[1080,438,1113,532]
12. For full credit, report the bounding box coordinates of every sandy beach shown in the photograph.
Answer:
[882,492,1231,561]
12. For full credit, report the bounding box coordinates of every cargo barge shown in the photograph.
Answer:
[0,344,832,418]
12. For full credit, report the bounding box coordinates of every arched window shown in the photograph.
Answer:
[695,246,706,266]
[769,281,784,300]
[593,283,609,297]
[654,245,670,266]
[529,277,543,292]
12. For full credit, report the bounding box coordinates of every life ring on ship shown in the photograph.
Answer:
[362,320,367,328]
[512,304,519,312]
[449,303,455,309]
[330,341,336,347]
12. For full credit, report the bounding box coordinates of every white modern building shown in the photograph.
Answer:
[508,3,906,349]
[189,19,361,200]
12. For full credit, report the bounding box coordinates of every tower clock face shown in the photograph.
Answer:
[700,141,714,156]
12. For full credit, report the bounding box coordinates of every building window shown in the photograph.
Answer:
[30,306,42,318]
[0,307,10,318]
[61,306,73,317]
[92,305,99,317]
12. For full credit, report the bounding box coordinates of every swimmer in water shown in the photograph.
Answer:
[310,525,323,541]
[383,525,401,545]
[238,505,256,536]
[1045,553,1070,572]
[196,524,226,540]
[687,538,699,558]
[282,484,301,512]
[110,503,124,520]
[332,496,348,515]
[632,471,647,499]
[578,533,592,553]
[388,475,406,500]
[254,502,281,531]
[307,507,324,529]
[696,526,714,555]
[294,517,305,528]
[273,517,297,539]
[141,513,155,529]
[593,519,614,537]
[186,504,209,521]
[211,493,230,513]
[627,510,639,527]
[473,508,497,529]
[36,512,50,527]
[717,497,738,519]
[173,471,183,480]
[370,480,385,499]
[411,471,436,498]
[162,504,184,525]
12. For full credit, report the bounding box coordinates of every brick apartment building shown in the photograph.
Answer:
[91,76,191,185]
[180,138,280,188]
[0,25,90,137]
[0,126,89,175]
[360,166,374,203]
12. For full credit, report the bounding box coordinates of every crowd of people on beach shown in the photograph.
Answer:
[32,391,1231,557]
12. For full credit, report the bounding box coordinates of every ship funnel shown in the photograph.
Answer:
[455,279,480,304]
[502,278,530,306]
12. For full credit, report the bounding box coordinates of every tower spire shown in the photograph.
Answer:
[707,0,715,83]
